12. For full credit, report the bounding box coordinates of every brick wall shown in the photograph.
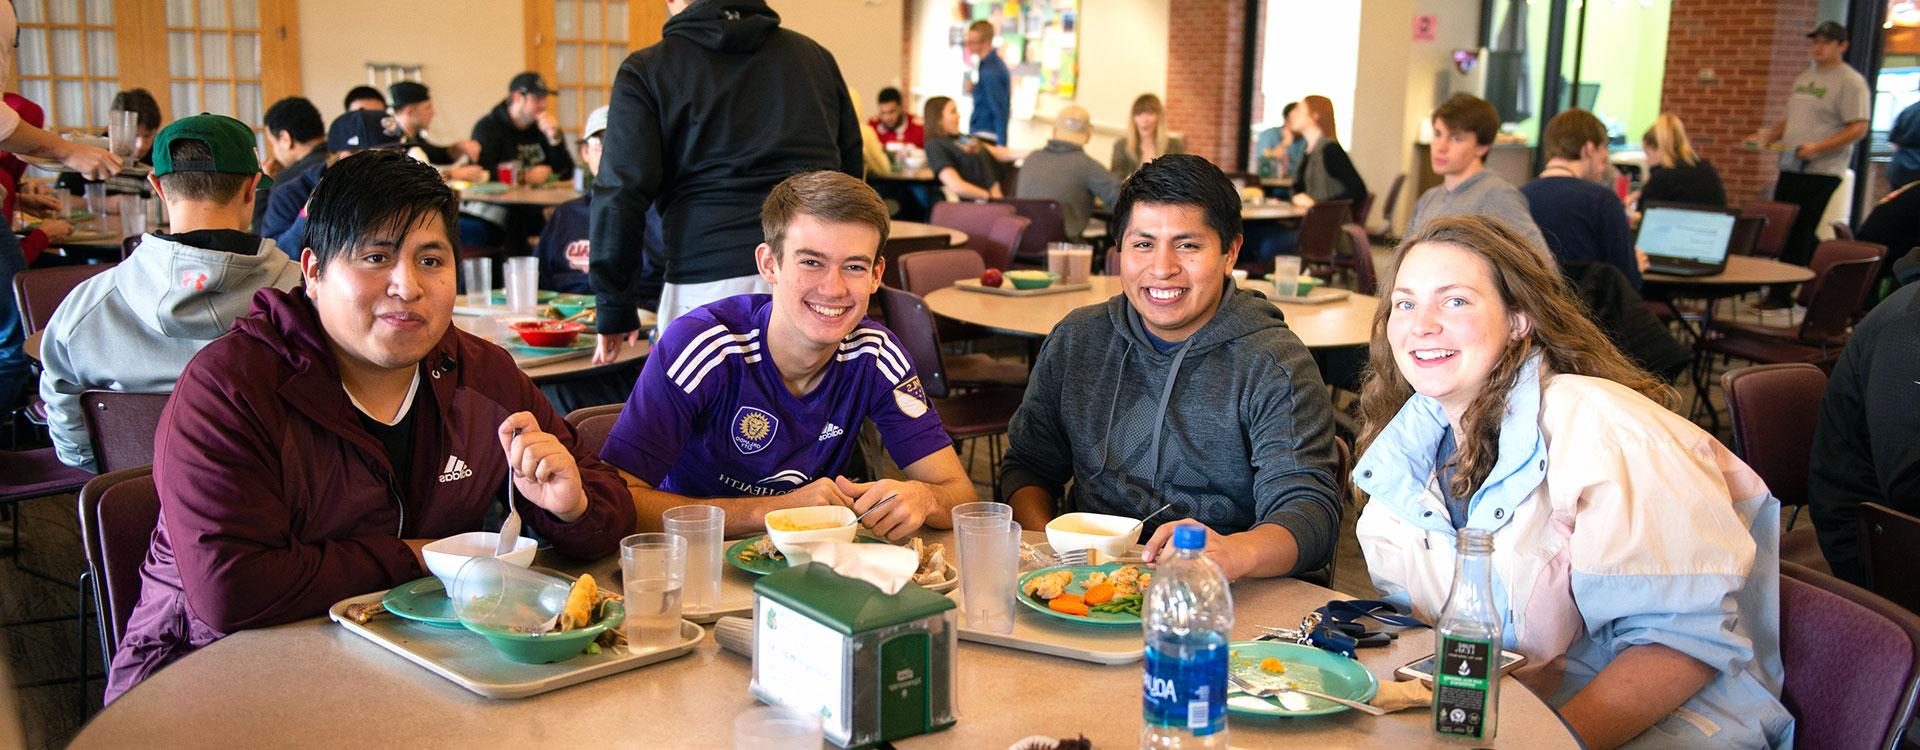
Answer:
[1661,0,1821,203]
[1166,0,1250,168]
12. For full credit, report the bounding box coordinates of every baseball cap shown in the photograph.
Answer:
[510,71,554,96]
[583,105,611,141]
[326,109,406,153]
[1807,21,1848,41]
[151,113,272,188]
[389,81,430,110]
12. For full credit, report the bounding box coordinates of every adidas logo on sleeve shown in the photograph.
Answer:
[438,455,474,483]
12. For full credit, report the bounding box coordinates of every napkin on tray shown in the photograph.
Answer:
[791,540,919,595]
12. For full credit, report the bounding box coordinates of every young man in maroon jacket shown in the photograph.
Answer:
[105,150,635,702]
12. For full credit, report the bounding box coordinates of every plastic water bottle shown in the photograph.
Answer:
[1142,525,1233,749]
[1433,528,1501,743]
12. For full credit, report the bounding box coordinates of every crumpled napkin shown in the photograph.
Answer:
[1372,679,1433,712]
[791,540,919,595]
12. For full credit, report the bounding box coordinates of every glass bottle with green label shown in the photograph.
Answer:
[1432,528,1500,743]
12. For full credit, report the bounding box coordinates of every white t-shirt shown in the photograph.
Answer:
[1781,62,1871,176]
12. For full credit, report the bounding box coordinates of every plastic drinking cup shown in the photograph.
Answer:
[460,257,493,308]
[621,533,687,649]
[448,557,575,632]
[663,505,724,612]
[1272,255,1303,297]
[504,256,539,314]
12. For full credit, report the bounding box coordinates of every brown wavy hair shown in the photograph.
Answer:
[1355,215,1677,501]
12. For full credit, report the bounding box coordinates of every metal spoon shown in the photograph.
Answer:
[1125,501,1178,540]
[853,494,900,526]
[495,429,523,556]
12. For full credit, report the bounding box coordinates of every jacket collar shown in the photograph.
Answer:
[1353,353,1550,534]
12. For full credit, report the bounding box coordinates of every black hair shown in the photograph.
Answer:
[303,150,460,275]
[1110,154,1242,251]
[110,89,162,131]
[343,85,387,111]
[1282,101,1298,118]
[158,139,250,203]
[263,97,324,142]
[878,87,903,105]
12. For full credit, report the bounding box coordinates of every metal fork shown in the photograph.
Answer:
[1225,672,1388,716]
[1053,547,1147,567]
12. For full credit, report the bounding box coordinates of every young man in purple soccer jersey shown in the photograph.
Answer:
[599,171,976,539]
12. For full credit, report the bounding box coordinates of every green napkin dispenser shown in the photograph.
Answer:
[750,563,957,748]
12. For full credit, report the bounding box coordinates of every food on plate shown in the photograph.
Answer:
[1084,564,1152,596]
[343,601,391,624]
[1022,569,1073,600]
[738,535,784,563]
[981,268,1004,287]
[559,574,598,630]
[908,538,950,586]
[1260,657,1288,674]
[1048,593,1090,616]
[1083,582,1116,605]
[1004,269,1055,289]
[767,517,848,533]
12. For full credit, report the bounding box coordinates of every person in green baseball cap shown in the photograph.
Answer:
[36,113,303,470]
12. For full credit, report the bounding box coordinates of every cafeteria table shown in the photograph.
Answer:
[70,529,1579,748]
[924,276,1376,349]
[459,184,583,208]
[451,309,650,384]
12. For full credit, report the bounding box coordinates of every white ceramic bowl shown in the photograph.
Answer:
[764,506,858,565]
[422,531,538,589]
[1046,512,1141,557]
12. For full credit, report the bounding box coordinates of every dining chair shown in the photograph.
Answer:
[1366,173,1407,244]
[1337,223,1378,295]
[1721,363,1829,572]
[1741,200,1798,260]
[929,201,1015,260]
[1829,219,1854,241]
[979,214,1032,272]
[78,466,159,666]
[12,262,115,335]
[1779,560,1920,750]
[875,286,1026,482]
[1860,502,1920,614]
[1350,192,1375,230]
[80,390,172,474]
[993,198,1067,263]
[1295,199,1352,279]
[1692,246,1880,383]
[881,253,1029,390]
[563,403,623,460]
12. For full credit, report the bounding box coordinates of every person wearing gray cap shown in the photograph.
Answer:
[1746,20,1869,309]
[1014,105,1121,241]
[388,80,484,183]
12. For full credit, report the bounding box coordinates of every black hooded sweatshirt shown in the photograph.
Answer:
[588,0,864,335]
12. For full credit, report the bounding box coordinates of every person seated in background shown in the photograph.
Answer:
[598,171,973,539]
[1354,215,1790,749]
[1253,101,1306,182]
[260,109,407,256]
[468,72,574,249]
[1632,113,1726,209]
[110,88,163,165]
[261,96,326,183]
[1014,105,1120,241]
[343,85,386,113]
[1110,93,1184,179]
[1523,109,1644,291]
[868,86,923,149]
[1286,96,1367,209]
[388,81,485,183]
[923,95,1001,199]
[535,106,609,294]
[1858,182,1920,291]
[104,150,635,703]
[999,155,1341,582]
[38,114,303,471]
[1407,94,1549,257]
[1889,91,1920,191]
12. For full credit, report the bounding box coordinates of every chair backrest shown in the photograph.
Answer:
[1339,223,1379,295]
[79,391,172,474]
[1830,219,1854,241]
[929,201,1014,244]
[1798,238,1884,306]
[12,263,115,335]
[1296,199,1352,265]
[1779,559,1920,750]
[1351,192,1375,227]
[895,249,987,297]
[1376,173,1407,231]
[1105,246,1121,276]
[1727,215,1767,257]
[78,466,160,659]
[1797,255,1879,345]
[1742,200,1799,259]
[874,286,950,399]
[1861,502,1920,614]
[993,198,1067,262]
[563,403,624,460]
[1721,364,1825,508]
[120,234,142,261]
[980,214,1031,271]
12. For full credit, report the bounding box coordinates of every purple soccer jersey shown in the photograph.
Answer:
[600,295,952,497]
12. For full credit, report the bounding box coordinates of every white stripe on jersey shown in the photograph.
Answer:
[669,328,761,389]
[841,329,909,377]
[680,345,763,394]
[666,325,731,382]
[835,346,903,383]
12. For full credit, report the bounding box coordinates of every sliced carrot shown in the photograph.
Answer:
[1083,583,1117,605]
[1049,596,1090,616]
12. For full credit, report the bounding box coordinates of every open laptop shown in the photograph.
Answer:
[1636,203,1740,277]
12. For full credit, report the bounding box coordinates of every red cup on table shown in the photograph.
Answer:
[497,162,519,186]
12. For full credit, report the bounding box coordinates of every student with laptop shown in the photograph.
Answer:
[1636,203,1740,277]
[1522,109,1644,291]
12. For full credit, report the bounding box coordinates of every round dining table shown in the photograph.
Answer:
[458,184,584,208]
[924,276,1376,349]
[70,529,1579,748]
[451,312,649,384]
[1641,255,1814,291]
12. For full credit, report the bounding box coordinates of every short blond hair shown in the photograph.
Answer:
[761,171,891,259]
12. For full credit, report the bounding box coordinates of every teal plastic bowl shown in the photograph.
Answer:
[1006,271,1058,290]
[460,600,626,664]
[549,294,596,318]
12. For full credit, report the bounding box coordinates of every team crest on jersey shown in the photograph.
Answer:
[893,377,929,419]
[732,406,779,454]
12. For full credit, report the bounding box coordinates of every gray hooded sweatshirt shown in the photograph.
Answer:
[38,231,302,470]
[998,284,1342,577]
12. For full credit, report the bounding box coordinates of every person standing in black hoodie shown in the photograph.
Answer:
[588,0,863,364]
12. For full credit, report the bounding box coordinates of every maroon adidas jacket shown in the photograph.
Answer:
[105,287,635,701]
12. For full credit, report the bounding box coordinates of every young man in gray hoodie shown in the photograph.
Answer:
[38,114,302,470]
[998,154,1342,581]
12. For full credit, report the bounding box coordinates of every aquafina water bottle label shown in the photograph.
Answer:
[1142,641,1228,735]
